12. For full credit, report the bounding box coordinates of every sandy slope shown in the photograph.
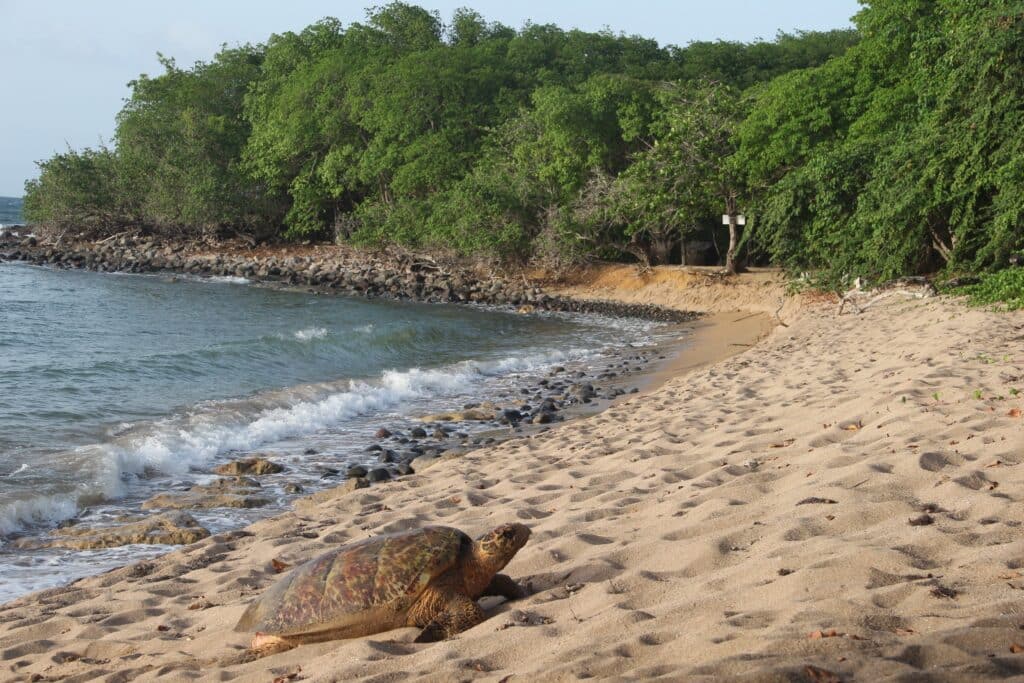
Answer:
[2,277,1024,682]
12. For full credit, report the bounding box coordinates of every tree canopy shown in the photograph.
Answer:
[25,3,882,274]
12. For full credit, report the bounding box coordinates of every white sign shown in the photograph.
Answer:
[722,215,747,225]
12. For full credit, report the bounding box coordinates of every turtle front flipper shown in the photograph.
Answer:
[481,573,527,601]
[413,594,485,642]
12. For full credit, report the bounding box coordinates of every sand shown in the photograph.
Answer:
[3,271,1024,682]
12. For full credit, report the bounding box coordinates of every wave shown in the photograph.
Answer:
[0,346,586,538]
[293,327,327,342]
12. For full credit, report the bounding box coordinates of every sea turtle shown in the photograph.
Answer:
[234,523,531,654]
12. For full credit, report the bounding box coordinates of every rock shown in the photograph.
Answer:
[570,383,596,402]
[345,476,370,492]
[418,408,494,422]
[303,448,318,455]
[346,465,368,478]
[141,486,271,510]
[367,468,391,482]
[409,427,428,438]
[283,483,304,494]
[374,427,392,439]
[214,457,284,476]
[201,476,261,490]
[17,512,210,550]
[396,463,414,475]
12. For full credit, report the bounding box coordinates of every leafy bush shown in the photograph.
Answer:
[952,268,1024,310]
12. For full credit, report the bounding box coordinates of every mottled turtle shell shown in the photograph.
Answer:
[235,526,468,639]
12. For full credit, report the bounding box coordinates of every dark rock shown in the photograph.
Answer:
[346,465,368,478]
[410,427,427,439]
[367,468,391,482]
[374,427,392,439]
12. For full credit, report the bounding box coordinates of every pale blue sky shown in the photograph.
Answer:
[0,1,861,196]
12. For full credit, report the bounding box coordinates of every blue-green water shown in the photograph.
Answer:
[0,196,23,227]
[0,261,662,600]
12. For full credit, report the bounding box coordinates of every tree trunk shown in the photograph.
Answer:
[725,217,739,274]
[724,196,742,275]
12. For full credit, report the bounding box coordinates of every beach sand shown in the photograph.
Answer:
[3,271,1024,682]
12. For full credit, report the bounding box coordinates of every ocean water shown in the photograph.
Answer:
[0,261,669,601]
[0,196,24,228]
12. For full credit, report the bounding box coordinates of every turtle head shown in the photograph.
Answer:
[476,523,531,568]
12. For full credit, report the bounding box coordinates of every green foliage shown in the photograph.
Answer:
[115,46,267,233]
[952,268,1024,310]
[23,146,129,232]
[741,0,1024,281]
[25,3,856,262]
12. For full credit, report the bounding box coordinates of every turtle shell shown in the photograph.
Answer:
[235,526,468,640]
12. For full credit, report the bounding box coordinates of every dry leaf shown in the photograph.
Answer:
[986,460,1004,468]
[271,558,291,573]
[804,664,842,682]
[1011,644,1024,654]
[841,422,862,431]
[808,629,839,639]
[797,497,838,505]
[772,439,796,448]
[1008,408,1021,418]
[894,628,917,635]
[999,572,1022,580]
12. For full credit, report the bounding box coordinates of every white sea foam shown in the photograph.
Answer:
[0,492,79,537]
[0,346,587,537]
[206,275,250,285]
[294,327,328,341]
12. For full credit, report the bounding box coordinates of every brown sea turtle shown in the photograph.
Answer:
[234,523,531,654]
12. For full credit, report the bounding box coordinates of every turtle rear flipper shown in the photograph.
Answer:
[413,594,485,642]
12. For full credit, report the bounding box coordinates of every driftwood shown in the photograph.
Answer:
[838,277,937,315]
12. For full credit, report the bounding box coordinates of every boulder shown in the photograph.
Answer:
[141,478,272,510]
[17,511,209,550]
[213,456,284,476]
[418,408,494,422]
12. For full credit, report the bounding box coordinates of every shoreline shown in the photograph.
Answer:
[0,232,700,324]
[6,241,1023,680]
[0,255,747,605]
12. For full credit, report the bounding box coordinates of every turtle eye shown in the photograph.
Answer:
[501,527,516,540]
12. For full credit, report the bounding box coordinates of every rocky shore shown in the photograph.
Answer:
[0,231,696,323]
[1,230,701,565]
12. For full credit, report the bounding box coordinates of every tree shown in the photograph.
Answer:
[617,80,747,270]
[23,146,128,233]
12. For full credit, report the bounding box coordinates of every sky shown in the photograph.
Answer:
[0,1,861,197]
